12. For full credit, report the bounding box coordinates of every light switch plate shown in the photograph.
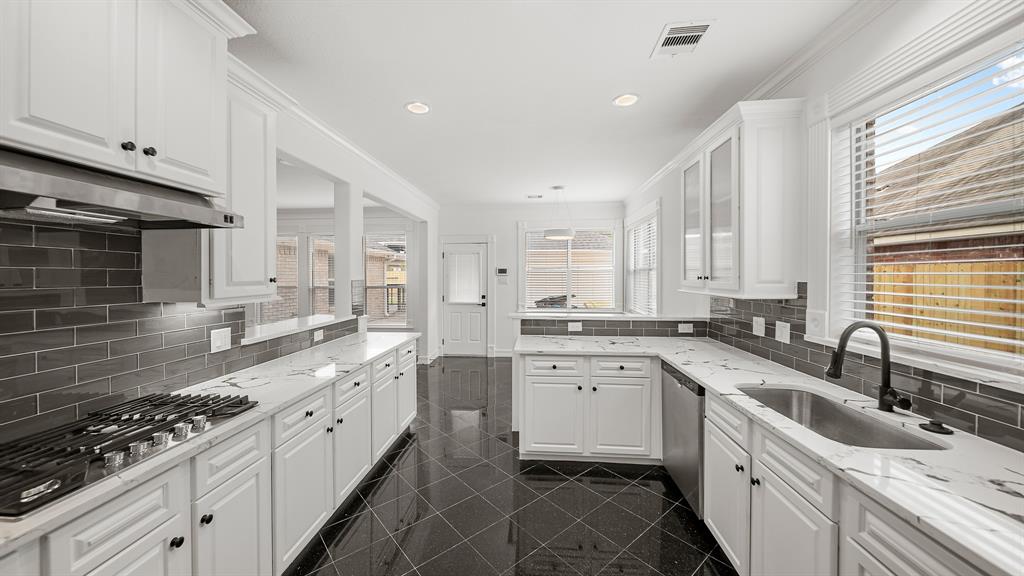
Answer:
[314,329,324,342]
[678,323,693,334]
[567,321,583,333]
[210,327,231,353]
[752,317,765,337]
[775,321,791,344]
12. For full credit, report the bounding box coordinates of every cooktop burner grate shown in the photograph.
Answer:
[0,393,257,518]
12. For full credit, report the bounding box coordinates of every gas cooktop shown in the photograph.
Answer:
[0,393,257,518]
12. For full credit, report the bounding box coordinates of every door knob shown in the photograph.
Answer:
[142,146,158,157]
[337,418,344,424]
[592,386,597,392]
[577,385,582,391]
[121,141,136,151]
[169,536,185,549]
[735,464,744,472]
[619,365,625,370]
[750,478,761,486]
[200,513,213,526]
[551,364,557,370]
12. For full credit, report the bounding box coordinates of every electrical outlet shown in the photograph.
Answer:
[678,323,693,334]
[775,321,791,344]
[567,322,583,333]
[210,327,232,353]
[752,317,765,337]
[314,329,324,342]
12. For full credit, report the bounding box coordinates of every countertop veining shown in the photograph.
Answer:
[514,335,1024,576]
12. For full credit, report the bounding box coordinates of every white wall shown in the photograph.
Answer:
[440,202,625,354]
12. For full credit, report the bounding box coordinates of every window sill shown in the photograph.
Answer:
[803,333,1024,396]
[241,314,357,346]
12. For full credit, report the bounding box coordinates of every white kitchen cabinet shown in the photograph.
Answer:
[523,376,586,454]
[85,515,191,576]
[0,540,39,576]
[397,362,417,430]
[372,370,400,461]
[587,377,651,456]
[272,418,333,574]
[704,420,751,576]
[677,99,806,299]
[750,461,837,576]
[334,389,372,506]
[0,0,253,196]
[0,0,136,172]
[192,458,272,576]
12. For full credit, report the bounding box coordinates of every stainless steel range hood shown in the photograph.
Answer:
[0,147,242,229]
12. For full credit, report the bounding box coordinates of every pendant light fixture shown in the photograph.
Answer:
[544,185,575,241]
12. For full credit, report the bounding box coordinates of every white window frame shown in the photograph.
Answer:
[364,217,415,330]
[516,220,623,312]
[625,200,660,316]
[815,10,1024,384]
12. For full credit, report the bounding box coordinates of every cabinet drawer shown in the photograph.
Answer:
[840,487,982,576]
[525,356,584,377]
[753,426,836,520]
[0,540,38,576]
[193,420,270,498]
[273,388,330,448]
[590,356,650,378]
[334,368,370,408]
[45,463,188,576]
[398,341,417,366]
[373,353,397,378]
[705,393,750,449]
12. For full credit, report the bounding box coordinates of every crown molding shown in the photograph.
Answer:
[743,0,895,101]
[227,55,298,111]
[182,0,256,39]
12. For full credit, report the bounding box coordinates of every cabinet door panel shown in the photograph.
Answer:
[372,373,399,460]
[335,391,372,506]
[85,515,190,576]
[523,376,585,454]
[397,364,417,430]
[272,420,332,574]
[587,377,650,456]
[193,458,272,576]
[704,420,750,576]
[0,0,135,170]
[209,82,276,300]
[751,462,836,576]
[136,0,225,194]
[707,129,740,290]
[680,158,705,288]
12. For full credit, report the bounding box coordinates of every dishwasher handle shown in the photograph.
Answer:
[663,365,704,396]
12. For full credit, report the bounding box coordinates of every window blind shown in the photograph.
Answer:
[830,47,1024,362]
[627,214,658,315]
[523,228,617,310]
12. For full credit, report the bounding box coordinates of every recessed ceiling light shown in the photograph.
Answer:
[613,94,639,107]
[405,101,430,114]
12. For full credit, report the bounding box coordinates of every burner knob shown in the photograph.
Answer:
[172,423,190,441]
[104,451,125,468]
[190,415,208,433]
[128,440,151,457]
[152,431,172,447]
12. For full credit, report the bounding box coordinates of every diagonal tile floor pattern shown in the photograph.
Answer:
[285,356,740,576]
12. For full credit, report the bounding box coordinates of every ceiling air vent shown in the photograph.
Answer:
[651,22,710,59]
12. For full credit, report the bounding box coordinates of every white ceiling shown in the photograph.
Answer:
[227,1,855,205]
[276,162,334,210]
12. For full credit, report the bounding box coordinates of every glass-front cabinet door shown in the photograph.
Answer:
[680,157,705,288]
[706,128,740,290]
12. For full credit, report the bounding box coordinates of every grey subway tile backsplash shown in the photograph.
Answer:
[520,318,708,338]
[0,218,361,442]
[708,282,1024,453]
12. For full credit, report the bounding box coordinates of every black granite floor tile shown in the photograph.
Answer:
[506,545,582,576]
[627,525,708,576]
[543,460,597,479]
[329,536,417,576]
[415,474,477,511]
[478,476,542,516]
[468,518,542,574]
[695,554,740,576]
[514,496,577,544]
[606,483,674,521]
[543,477,609,520]
[634,468,687,505]
[596,550,666,575]
[456,460,512,492]
[598,462,657,482]
[320,508,392,562]
[545,520,623,575]
[653,503,719,554]
[439,494,506,538]
[390,514,465,567]
[705,546,739,575]
[416,541,499,576]
[575,466,635,497]
[581,500,653,548]
[284,535,335,576]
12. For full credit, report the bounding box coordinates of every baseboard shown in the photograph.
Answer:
[492,348,513,358]
[517,452,663,466]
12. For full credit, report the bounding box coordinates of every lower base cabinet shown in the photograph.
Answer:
[193,458,272,576]
[588,377,651,456]
[334,390,372,506]
[86,516,191,576]
[397,363,416,430]
[750,462,836,576]
[273,418,333,574]
[704,420,752,575]
[372,372,399,461]
[523,376,585,454]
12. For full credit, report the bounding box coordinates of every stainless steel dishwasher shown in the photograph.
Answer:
[662,363,704,517]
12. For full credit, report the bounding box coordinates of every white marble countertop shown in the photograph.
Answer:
[0,331,419,557]
[514,335,1024,576]
[240,313,357,345]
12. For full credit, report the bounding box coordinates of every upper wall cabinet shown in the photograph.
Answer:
[0,0,254,197]
[678,99,806,299]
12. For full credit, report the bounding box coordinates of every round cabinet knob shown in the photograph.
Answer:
[142,146,158,157]
[735,464,744,472]
[592,386,597,392]
[337,418,344,424]
[169,536,185,549]
[354,381,360,387]
[750,478,761,486]
[269,277,277,283]
[577,385,583,391]
[327,426,334,433]
[200,514,213,526]
[121,141,136,151]
[551,364,557,370]
[619,365,625,370]
[305,410,313,417]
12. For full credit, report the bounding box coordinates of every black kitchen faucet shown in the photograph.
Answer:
[826,321,912,413]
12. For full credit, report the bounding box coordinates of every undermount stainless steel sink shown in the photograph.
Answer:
[739,387,946,450]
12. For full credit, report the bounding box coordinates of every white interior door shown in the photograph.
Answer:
[443,243,487,356]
